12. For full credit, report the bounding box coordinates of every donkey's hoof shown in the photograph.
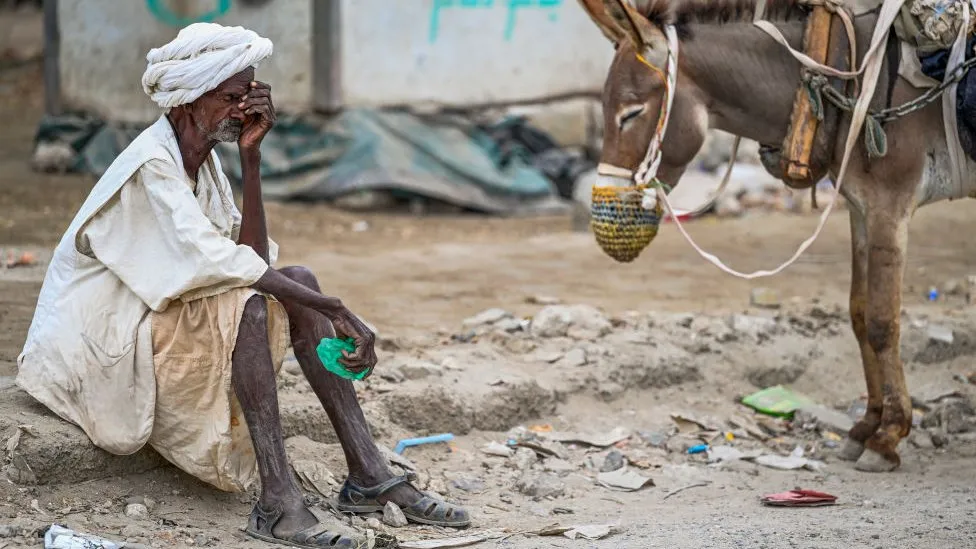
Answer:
[838,439,865,461]
[854,449,899,472]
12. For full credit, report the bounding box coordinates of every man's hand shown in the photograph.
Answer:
[238,80,275,152]
[325,307,378,378]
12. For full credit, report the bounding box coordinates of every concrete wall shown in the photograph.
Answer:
[58,0,311,123]
[338,0,613,108]
[56,0,613,122]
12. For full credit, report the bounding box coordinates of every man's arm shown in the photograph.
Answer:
[238,150,269,264]
[237,80,272,264]
[235,79,376,373]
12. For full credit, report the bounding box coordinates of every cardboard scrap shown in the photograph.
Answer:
[535,523,620,541]
[481,441,514,458]
[547,427,630,448]
[753,447,825,472]
[398,535,487,548]
[291,460,338,497]
[670,413,716,433]
[596,467,654,492]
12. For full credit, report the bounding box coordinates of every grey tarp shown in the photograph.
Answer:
[34,108,589,216]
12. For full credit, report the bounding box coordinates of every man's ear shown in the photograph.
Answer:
[602,0,669,67]
[576,0,624,43]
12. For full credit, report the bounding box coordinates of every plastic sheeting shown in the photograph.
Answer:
[33,108,591,216]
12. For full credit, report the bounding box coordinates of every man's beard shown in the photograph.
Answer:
[205,119,242,142]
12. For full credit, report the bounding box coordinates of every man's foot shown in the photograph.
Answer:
[337,473,471,528]
[246,498,366,548]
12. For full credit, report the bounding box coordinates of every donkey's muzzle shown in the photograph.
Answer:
[589,180,663,263]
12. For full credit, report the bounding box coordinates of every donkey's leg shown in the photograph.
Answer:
[855,210,913,472]
[839,206,885,461]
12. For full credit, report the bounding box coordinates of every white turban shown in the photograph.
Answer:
[141,22,273,109]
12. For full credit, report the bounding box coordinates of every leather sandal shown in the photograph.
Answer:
[336,474,471,528]
[245,502,367,548]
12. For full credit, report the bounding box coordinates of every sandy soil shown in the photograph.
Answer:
[2,56,976,549]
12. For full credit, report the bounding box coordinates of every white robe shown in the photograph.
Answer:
[17,115,277,456]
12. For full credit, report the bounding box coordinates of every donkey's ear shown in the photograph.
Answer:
[576,0,624,43]
[602,0,668,60]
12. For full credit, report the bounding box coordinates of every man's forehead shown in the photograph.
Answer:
[214,69,254,93]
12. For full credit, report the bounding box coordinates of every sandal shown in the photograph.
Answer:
[245,502,367,548]
[336,474,471,528]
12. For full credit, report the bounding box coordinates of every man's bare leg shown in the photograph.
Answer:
[276,267,463,517]
[233,294,356,544]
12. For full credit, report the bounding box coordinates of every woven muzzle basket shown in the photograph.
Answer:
[590,183,663,263]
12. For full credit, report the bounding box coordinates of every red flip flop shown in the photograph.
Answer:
[761,489,838,507]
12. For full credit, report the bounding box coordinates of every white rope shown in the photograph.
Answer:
[141,22,274,109]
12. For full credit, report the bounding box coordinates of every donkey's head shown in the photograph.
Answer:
[581,0,709,191]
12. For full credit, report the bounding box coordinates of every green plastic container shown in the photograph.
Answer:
[315,337,368,380]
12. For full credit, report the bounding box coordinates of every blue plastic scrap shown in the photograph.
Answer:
[394,433,455,454]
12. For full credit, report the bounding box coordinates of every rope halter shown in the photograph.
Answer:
[589,24,680,263]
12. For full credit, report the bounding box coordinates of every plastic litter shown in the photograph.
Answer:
[44,524,123,549]
[687,444,708,454]
[315,337,368,380]
[394,433,455,455]
[761,489,838,507]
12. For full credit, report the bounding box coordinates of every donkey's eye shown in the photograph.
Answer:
[618,106,645,128]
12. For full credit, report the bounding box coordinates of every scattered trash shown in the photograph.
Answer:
[740,385,816,417]
[510,435,568,460]
[754,447,824,472]
[1,249,36,269]
[596,467,654,492]
[534,523,621,540]
[547,427,630,448]
[928,287,939,301]
[760,489,838,507]
[351,220,370,232]
[394,433,455,455]
[44,524,123,549]
[662,481,712,500]
[481,441,514,458]
[398,535,487,549]
[927,324,955,345]
[292,460,339,497]
[793,404,854,435]
[670,413,716,433]
[706,445,748,464]
[687,444,708,455]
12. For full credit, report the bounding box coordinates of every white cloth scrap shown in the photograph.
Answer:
[141,22,273,109]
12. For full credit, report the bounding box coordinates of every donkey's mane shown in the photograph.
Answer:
[637,0,808,28]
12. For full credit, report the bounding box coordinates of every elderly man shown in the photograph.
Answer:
[17,23,468,548]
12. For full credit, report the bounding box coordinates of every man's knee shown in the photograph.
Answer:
[241,294,269,332]
[279,266,320,291]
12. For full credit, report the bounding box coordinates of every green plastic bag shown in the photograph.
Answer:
[740,385,816,418]
[315,337,368,380]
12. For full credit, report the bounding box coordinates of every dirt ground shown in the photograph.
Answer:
[2,56,976,549]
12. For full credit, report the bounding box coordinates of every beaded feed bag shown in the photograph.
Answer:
[590,27,679,264]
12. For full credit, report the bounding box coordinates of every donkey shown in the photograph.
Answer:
[579,0,976,473]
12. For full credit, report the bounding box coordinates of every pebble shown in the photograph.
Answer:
[124,503,148,518]
[638,431,669,448]
[365,517,383,530]
[515,472,566,499]
[600,450,626,472]
[382,502,408,528]
[560,348,587,367]
[194,534,209,547]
